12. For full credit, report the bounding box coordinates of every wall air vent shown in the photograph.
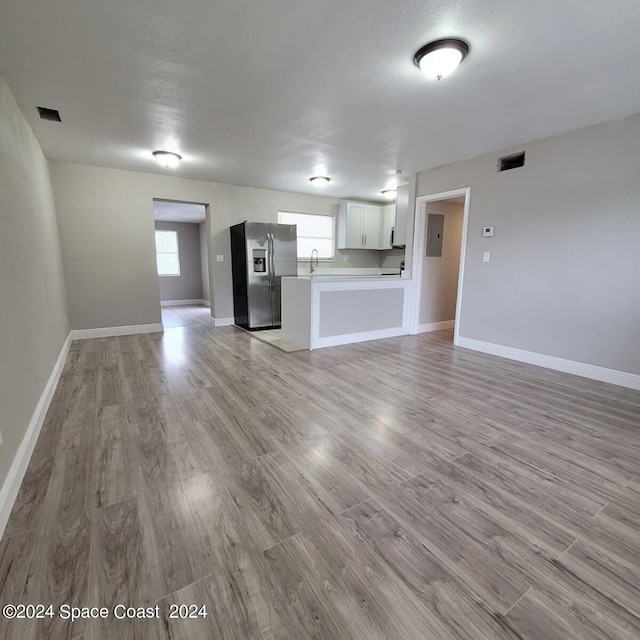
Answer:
[498,151,525,172]
[36,106,62,122]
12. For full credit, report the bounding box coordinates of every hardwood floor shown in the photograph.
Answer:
[1,324,639,639]
[161,304,212,328]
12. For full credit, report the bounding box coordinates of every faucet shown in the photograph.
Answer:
[310,249,319,275]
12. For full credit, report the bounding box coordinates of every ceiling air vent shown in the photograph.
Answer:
[498,151,525,172]
[36,106,62,122]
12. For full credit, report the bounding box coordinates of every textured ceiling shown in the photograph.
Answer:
[1,0,640,201]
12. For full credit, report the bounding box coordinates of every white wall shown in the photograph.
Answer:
[0,77,68,488]
[49,163,382,327]
[416,113,640,375]
[419,200,463,326]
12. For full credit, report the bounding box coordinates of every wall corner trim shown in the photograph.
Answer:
[0,333,72,538]
[214,317,235,327]
[417,320,455,333]
[71,323,164,340]
[456,337,640,391]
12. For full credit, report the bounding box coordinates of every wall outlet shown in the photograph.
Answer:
[482,251,491,263]
[0,428,3,447]
[216,255,224,263]
[342,255,349,261]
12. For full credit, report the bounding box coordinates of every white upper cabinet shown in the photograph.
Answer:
[337,202,392,250]
[342,202,365,248]
[363,205,381,248]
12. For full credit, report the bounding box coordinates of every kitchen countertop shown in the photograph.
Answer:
[283,275,408,282]
[284,274,406,282]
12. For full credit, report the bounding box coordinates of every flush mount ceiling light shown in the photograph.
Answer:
[310,176,330,188]
[152,150,182,168]
[382,189,397,201]
[414,38,469,81]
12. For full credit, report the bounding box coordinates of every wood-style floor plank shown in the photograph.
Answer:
[506,584,638,640]
[344,498,528,639]
[88,496,160,639]
[92,405,135,509]
[22,435,94,639]
[1,307,638,639]
[495,535,640,637]
[0,530,38,640]
[377,475,532,615]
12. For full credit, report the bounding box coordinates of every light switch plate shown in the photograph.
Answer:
[482,251,491,263]
[216,255,224,263]
[0,429,3,447]
[342,255,349,261]
[482,226,494,237]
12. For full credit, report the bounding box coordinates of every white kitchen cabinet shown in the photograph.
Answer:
[342,202,364,248]
[380,204,396,249]
[363,205,381,248]
[337,202,383,249]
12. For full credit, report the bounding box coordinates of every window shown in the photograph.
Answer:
[277,211,335,260]
[155,230,180,276]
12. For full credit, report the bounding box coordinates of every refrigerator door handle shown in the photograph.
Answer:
[269,233,275,287]
[266,233,271,287]
[268,232,276,324]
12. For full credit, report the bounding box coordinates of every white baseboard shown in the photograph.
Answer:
[71,323,164,340]
[161,299,207,307]
[214,317,235,327]
[312,326,407,350]
[418,320,455,333]
[457,337,640,391]
[0,333,72,538]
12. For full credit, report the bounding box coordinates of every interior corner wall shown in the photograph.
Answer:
[416,113,640,375]
[49,163,378,327]
[0,77,69,488]
[199,222,210,304]
[154,221,203,301]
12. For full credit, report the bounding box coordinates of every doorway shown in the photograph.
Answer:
[152,199,212,328]
[410,188,470,344]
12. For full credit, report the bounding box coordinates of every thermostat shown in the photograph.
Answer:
[482,226,494,237]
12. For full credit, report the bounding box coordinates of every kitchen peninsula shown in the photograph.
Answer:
[281,275,412,350]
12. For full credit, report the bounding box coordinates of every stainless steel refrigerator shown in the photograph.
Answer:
[230,222,297,330]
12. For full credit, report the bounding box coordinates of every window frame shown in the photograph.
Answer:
[277,210,335,262]
[155,229,181,277]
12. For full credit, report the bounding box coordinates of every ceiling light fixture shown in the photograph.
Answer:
[382,189,397,201]
[414,38,469,81]
[310,176,330,188]
[152,150,182,168]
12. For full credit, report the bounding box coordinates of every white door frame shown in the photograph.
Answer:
[409,187,471,346]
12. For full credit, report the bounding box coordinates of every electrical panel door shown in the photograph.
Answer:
[426,213,444,257]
